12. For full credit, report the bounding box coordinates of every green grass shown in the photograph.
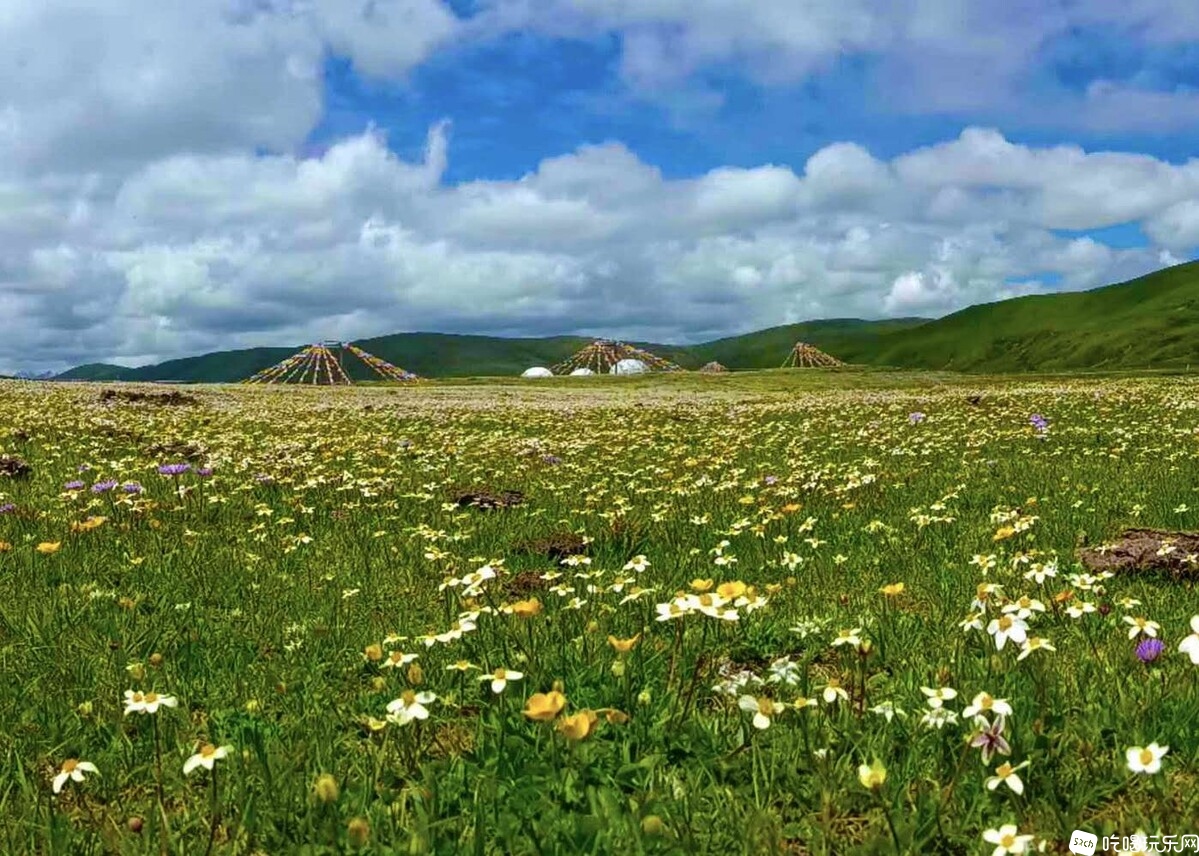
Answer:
[2,372,1199,854]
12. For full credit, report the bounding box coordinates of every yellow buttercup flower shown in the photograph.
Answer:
[558,710,597,740]
[690,579,714,592]
[523,691,567,721]
[716,581,746,600]
[608,633,641,654]
[880,582,905,597]
[858,760,887,791]
[36,542,61,555]
[510,598,542,618]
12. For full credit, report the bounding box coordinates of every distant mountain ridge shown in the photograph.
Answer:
[54,260,1199,381]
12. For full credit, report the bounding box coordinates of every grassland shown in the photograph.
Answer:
[2,370,1199,854]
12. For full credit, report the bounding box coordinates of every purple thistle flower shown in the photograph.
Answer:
[157,463,191,477]
[196,467,213,478]
[121,482,143,494]
[91,479,118,494]
[909,412,926,424]
[64,480,85,491]
[1136,638,1165,664]
[0,502,15,514]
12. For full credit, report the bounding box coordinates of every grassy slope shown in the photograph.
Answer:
[866,261,1199,371]
[52,260,1199,380]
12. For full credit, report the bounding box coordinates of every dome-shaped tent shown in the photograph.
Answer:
[569,367,595,376]
[610,358,648,375]
[521,366,554,378]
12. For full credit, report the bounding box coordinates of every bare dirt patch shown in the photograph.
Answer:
[1078,528,1199,578]
[452,488,525,510]
[0,455,32,478]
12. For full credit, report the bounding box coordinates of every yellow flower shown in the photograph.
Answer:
[857,760,887,791]
[558,710,597,740]
[781,503,802,514]
[363,644,383,663]
[993,526,1017,541]
[523,691,567,721]
[0,541,10,552]
[716,581,746,600]
[879,582,905,597]
[510,598,542,618]
[601,708,629,724]
[36,542,61,555]
[690,579,714,592]
[608,633,641,654]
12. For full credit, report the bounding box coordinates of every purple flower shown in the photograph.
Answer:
[969,715,1011,764]
[77,464,91,473]
[0,502,15,514]
[64,480,85,491]
[909,412,926,424]
[91,479,118,494]
[763,475,779,486]
[196,467,213,478]
[540,455,562,466]
[121,482,143,494]
[157,463,191,477]
[1136,638,1165,664]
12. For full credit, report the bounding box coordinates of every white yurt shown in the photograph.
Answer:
[610,358,648,375]
[521,366,554,378]
[569,367,594,376]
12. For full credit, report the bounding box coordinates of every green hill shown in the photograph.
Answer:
[52,259,1199,381]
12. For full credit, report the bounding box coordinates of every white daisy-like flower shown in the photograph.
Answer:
[1125,742,1169,774]
[52,759,99,794]
[183,744,231,776]
[963,692,1013,719]
[738,695,784,730]
[1177,616,1199,664]
[386,690,437,725]
[480,668,523,694]
[985,760,1029,795]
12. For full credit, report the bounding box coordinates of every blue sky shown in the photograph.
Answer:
[3,0,1199,371]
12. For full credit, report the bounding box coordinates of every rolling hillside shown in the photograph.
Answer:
[53,259,1199,381]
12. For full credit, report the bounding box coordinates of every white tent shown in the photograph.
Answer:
[610,358,648,375]
[569,367,595,376]
[521,366,553,378]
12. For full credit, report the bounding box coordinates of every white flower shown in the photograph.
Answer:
[868,701,906,722]
[1123,616,1160,639]
[386,690,437,725]
[481,668,523,694]
[919,707,958,730]
[183,744,231,776]
[831,628,863,648]
[766,657,802,687]
[738,694,784,730]
[382,650,419,669]
[52,759,99,794]
[1125,742,1168,774]
[1065,601,1096,619]
[623,555,650,573]
[1016,637,1055,660]
[963,692,1013,719]
[1178,616,1199,664]
[982,823,1034,855]
[987,614,1028,651]
[920,686,958,709]
[985,760,1029,795]
[820,680,849,705]
[123,690,178,715]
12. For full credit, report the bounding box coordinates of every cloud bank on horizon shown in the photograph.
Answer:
[3,0,1199,372]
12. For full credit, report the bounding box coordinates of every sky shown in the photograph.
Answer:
[4,1,1199,373]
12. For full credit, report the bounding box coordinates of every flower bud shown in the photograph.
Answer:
[347,817,370,848]
[313,774,340,805]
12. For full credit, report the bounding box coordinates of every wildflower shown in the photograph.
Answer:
[963,692,1014,719]
[1065,601,1096,619]
[766,657,802,686]
[987,614,1028,651]
[738,695,784,730]
[1123,616,1161,639]
[608,634,641,653]
[792,696,817,711]
[1178,616,1199,664]
[970,716,1012,763]
[313,773,340,804]
[920,686,958,708]
[64,480,85,491]
[385,690,436,725]
[183,744,231,775]
[91,479,118,494]
[121,482,143,494]
[52,759,99,794]
[820,678,848,705]
[36,542,62,555]
[157,463,190,476]
[1016,637,1056,660]
[481,668,523,694]
[868,701,906,722]
[690,578,714,592]
[879,582,905,597]
[1136,638,1165,663]
[919,707,958,729]
[508,598,542,618]
[831,628,863,648]
[908,412,926,424]
[523,691,567,721]
[983,823,1034,855]
[716,581,747,599]
[123,690,178,715]
[986,760,1029,795]
[858,760,887,791]
[362,644,383,663]
[1125,742,1168,774]
[444,659,477,673]
[1002,596,1046,619]
[558,710,598,740]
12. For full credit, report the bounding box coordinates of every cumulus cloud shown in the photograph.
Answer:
[3,122,1196,373]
